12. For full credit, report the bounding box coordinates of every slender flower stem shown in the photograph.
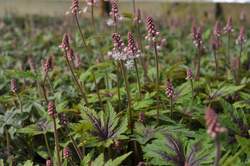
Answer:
[74,15,90,52]
[170,96,174,119]
[64,51,89,105]
[136,21,149,82]
[132,0,136,14]
[134,59,142,98]
[190,79,194,104]
[213,49,219,78]
[69,134,83,161]
[214,136,221,166]
[120,61,133,134]
[227,33,231,67]
[116,62,121,112]
[52,118,61,166]
[15,93,23,112]
[92,71,105,111]
[153,42,160,125]
[239,44,243,69]
[91,5,95,29]
[43,133,53,161]
[5,127,10,157]
[195,49,201,80]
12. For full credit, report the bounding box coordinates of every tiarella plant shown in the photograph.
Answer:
[1,1,250,166]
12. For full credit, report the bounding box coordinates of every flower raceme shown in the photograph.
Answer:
[108,33,127,61]
[46,159,52,166]
[145,16,160,42]
[186,68,193,80]
[236,26,247,45]
[166,80,174,98]
[192,25,203,50]
[59,33,70,51]
[71,0,80,15]
[109,0,123,25]
[63,147,71,159]
[126,32,141,59]
[11,79,18,93]
[213,21,222,38]
[224,16,234,34]
[85,0,97,6]
[48,101,57,118]
[205,107,226,139]
[43,56,53,74]
[66,48,75,62]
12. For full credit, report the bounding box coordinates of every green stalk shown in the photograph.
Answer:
[213,49,219,79]
[214,136,221,166]
[52,118,61,166]
[190,79,194,104]
[92,71,105,111]
[43,133,53,161]
[153,42,160,125]
[195,49,201,80]
[239,44,243,69]
[64,51,89,105]
[5,127,10,157]
[227,33,231,68]
[74,15,88,51]
[69,135,83,161]
[15,93,23,112]
[91,4,95,29]
[116,62,121,112]
[132,0,136,14]
[134,59,142,98]
[170,97,173,119]
[136,21,149,82]
[120,61,133,134]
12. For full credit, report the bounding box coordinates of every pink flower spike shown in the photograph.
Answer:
[224,16,234,34]
[71,0,79,15]
[205,107,226,139]
[11,79,18,93]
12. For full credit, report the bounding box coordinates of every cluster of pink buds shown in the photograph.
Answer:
[236,26,247,45]
[134,8,142,24]
[186,68,193,80]
[224,16,234,34]
[166,80,174,98]
[74,54,82,68]
[211,21,222,51]
[59,33,70,51]
[108,33,127,61]
[46,159,52,166]
[138,112,145,124]
[109,0,122,25]
[63,147,71,158]
[11,79,18,93]
[192,25,203,50]
[213,21,222,38]
[43,56,53,74]
[59,113,69,127]
[48,101,57,118]
[145,16,160,42]
[85,0,97,6]
[28,57,36,72]
[66,48,75,62]
[71,0,80,15]
[125,32,141,59]
[205,107,226,139]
